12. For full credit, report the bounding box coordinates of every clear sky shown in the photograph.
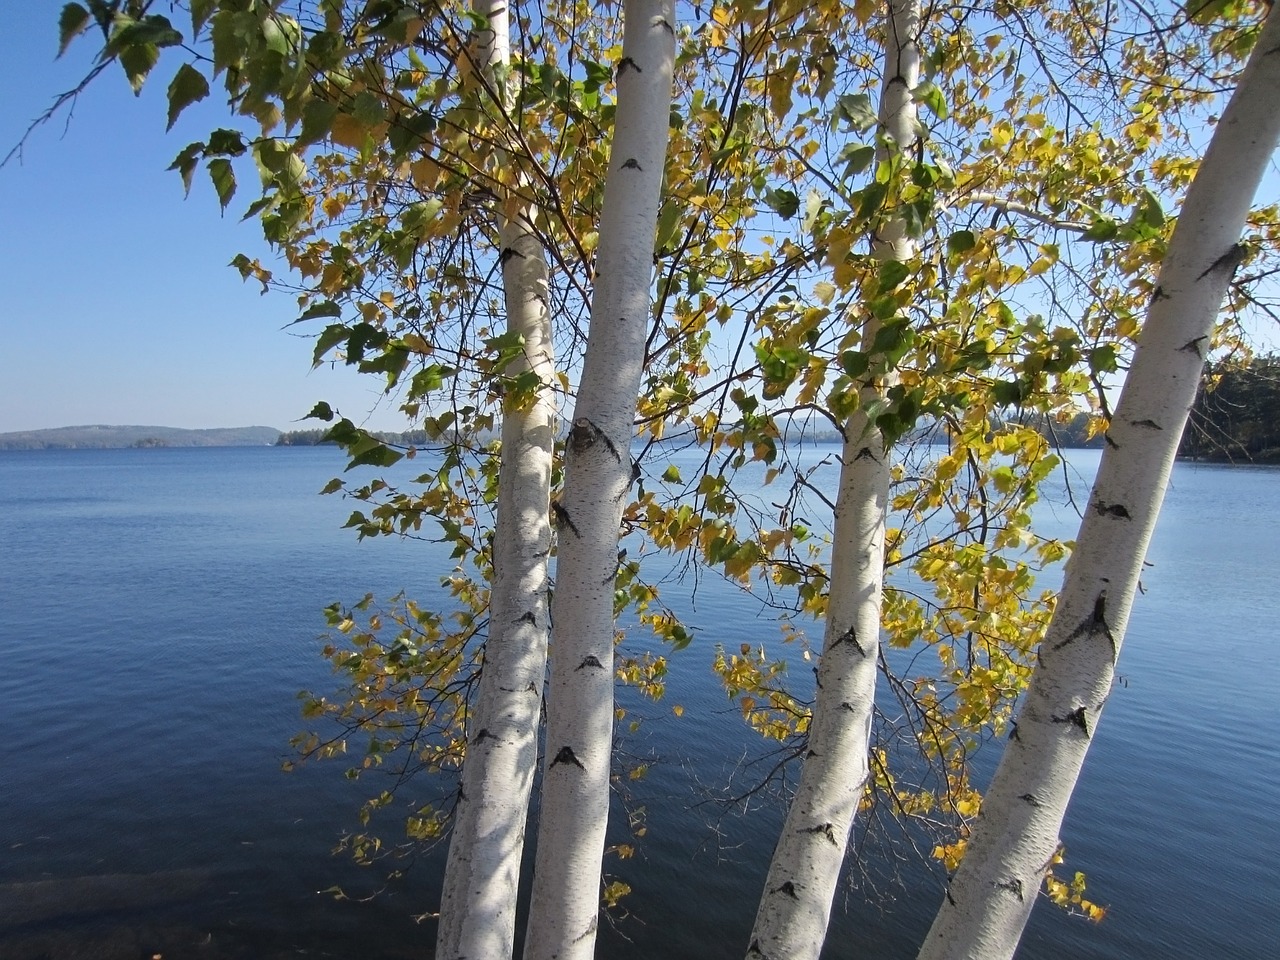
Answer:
[0,3,406,434]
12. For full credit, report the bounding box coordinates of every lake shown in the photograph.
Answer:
[0,445,1275,959]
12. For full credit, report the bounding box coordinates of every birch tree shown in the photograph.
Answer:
[918,7,1280,958]
[746,3,919,957]
[433,2,556,957]
[521,3,676,958]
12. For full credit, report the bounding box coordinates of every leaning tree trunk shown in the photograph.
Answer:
[521,3,676,960]
[917,10,1280,960]
[435,3,557,958]
[746,3,920,959]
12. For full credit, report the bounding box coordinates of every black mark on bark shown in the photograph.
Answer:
[1051,705,1092,737]
[551,500,579,537]
[800,822,839,845]
[832,625,867,656]
[1180,335,1209,357]
[1197,243,1247,282]
[576,655,605,671]
[1054,590,1117,658]
[569,417,621,462]
[1093,499,1131,520]
[550,745,586,770]
[994,878,1025,902]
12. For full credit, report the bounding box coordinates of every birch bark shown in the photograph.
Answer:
[917,11,1280,960]
[435,4,556,957]
[521,3,676,959]
[746,3,920,958]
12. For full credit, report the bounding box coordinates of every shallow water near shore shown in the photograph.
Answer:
[0,445,1276,959]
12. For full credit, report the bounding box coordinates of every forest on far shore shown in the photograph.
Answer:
[1181,354,1280,463]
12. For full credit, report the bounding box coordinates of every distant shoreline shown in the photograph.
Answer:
[0,424,281,450]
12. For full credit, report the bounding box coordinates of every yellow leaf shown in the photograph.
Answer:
[329,113,369,150]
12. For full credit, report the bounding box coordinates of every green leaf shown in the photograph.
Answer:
[320,477,344,494]
[313,324,350,366]
[58,3,91,57]
[1134,187,1165,229]
[207,157,236,210]
[117,38,161,94]
[351,91,385,126]
[207,128,247,156]
[346,442,403,471]
[764,188,801,220]
[837,143,876,178]
[840,350,870,378]
[856,182,887,223]
[1084,218,1119,242]
[1089,345,1119,374]
[868,295,899,321]
[409,364,456,398]
[388,109,437,155]
[305,401,335,422]
[166,63,209,131]
[876,260,910,295]
[298,99,339,147]
[295,301,343,324]
[190,0,217,35]
[947,229,976,257]
[109,15,182,51]
[912,80,948,119]
[168,141,204,195]
[834,93,877,132]
[662,465,683,483]
[655,202,681,254]
[992,379,1026,407]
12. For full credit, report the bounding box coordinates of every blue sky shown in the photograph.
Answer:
[0,3,405,434]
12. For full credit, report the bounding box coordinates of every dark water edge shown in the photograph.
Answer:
[1,446,1277,960]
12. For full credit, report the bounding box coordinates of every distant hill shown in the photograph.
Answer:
[0,425,282,450]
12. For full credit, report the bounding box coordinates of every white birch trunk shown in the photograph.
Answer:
[917,12,1280,960]
[746,3,920,958]
[521,3,676,959]
[435,4,556,957]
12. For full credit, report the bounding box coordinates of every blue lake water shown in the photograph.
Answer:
[0,446,1275,959]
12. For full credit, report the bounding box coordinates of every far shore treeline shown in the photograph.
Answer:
[3,356,1277,460]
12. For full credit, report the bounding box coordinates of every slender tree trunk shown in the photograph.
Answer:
[435,4,556,957]
[521,3,676,959]
[746,3,920,958]
[917,11,1280,960]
